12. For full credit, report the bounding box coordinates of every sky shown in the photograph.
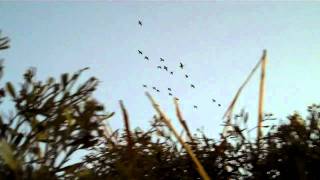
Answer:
[1,2,320,142]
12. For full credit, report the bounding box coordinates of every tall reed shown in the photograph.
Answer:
[146,92,211,180]
[257,50,267,140]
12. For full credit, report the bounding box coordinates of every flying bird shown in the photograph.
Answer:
[152,87,157,90]
[164,66,168,71]
[156,89,160,92]
[185,74,189,78]
[170,71,174,75]
[157,66,162,69]
[169,93,172,96]
[138,50,143,55]
[144,56,149,60]
[168,88,172,91]
[179,62,184,69]
[160,58,165,62]
[174,97,179,101]
[190,84,195,88]
[193,105,198,109]
[138,20,142,26]
[218,104,221,107]
[143,84,147,88]
[0,33,9,50]
[212,99,216,102]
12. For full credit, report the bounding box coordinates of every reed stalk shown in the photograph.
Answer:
[222,50,265,136]
[146,92,211,180]
[174,98,194,143]
[257,50,267,140]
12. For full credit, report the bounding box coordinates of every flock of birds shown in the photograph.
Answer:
[137,20,221,109]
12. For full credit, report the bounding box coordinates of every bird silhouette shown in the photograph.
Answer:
[156,89,160,92]
[152,87,157,90]
[212,99,216,102]
[157,66,162,69]
[143,84,147,88]
[185,74,189,78]
[179,62,184,69]
[138,20,142,26]
[170,71,174,75]
[193,105,198,109]
[144,56,149,60]
[164,66,168,71]
[218,104,221,107]
[138,50,143,55]
[169,93,172,96]
[168,88,172,91]
[174,97,179,101]
[190,84,195,88]
[160,58,165,62]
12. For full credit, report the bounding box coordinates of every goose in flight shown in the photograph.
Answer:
[160,58,165,62]
[212,99,216,102]
[218,104,221,107]
[179,62,184,69]
[157,66,162,69]
[190,84,195,88]
[185,74,189,78]
[144,56,149,60]
[164,66,168,71]
[138,20,142,26]
[193,105,198,109]
[152,87,157,90]
[169,93,173,96]
[138,50,143,55]
[0,33,9,50]
[170,71,174,75]
[168,88,172,91]
[142,84,147,88]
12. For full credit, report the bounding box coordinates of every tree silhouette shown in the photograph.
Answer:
[0,40,114,178]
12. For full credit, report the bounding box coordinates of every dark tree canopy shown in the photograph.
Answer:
[0,65,114,179]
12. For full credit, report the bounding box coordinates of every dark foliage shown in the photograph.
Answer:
[0,65,114,179]
[0,36,114,179]
[80,109,320,180]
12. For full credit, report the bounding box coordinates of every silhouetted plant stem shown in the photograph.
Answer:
[119,100,133,155]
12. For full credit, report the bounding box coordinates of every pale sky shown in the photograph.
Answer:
[1,2,320,141]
